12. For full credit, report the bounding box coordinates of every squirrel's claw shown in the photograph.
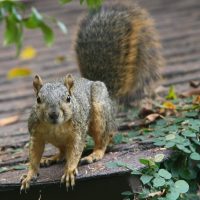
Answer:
[20,173,38,192]
[80,150,104,165]
[61,168,78,188]
[40,157,55,167]
[20,175,30,192]
[80,156,93,165]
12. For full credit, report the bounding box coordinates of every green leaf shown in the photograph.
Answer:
[0,8,4,23]
[1,1,13,12]
[173,135,186,144]
[40,22,54,46]
[24,16,40,29]
[4,16,18,45]
[191,138,200,146]
[59,0,73,4]
[176,144,191,153]
[165,133,176,141]
[115,161,136,171]
[166,86,177,100]
[182,130,196,138]
[121,191,132,196]
[87,0,103,8]
[11,6,22,21]
[167,125,178,132]
[80,0,84,4]
[106,161,137,173]
[165,141,175,148]
[106,162,119,168]
[0,167,10,173]
[113,134,123,144]
[154,154,165,163]
[153,177,165,187]
[190,152,200,161]
[174,180,189,193]
[140,175,153,185]
[189,144,196,152]
[189,119,200,132]
[185,111,198,118]
[57,21,67,34]
[156,119,167,126]
[139,158,149,166]
[13,165,27,170]
[174,118,185,124]
[24,7,43,29]
[139,158,156,167]
[31,7,42,21]
[15,22,23,55]
[154,140,166,146]
[166,189,180,200]
[158,169,172,179]
[79,0,103,8]
[138,188,150,199]
[131,170,142,175]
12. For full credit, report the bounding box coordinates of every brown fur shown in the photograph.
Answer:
[82,102,111,163]
[20,75,116,191]
[76,4,164,103]
[117,18,145,96]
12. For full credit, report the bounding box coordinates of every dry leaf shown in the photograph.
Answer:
[193,96,200,105]
[190,81,200,88]
[145,113,161,123]
[20,46,37,60]
[179,88,200,98]
[55,55,66,64]
[160,101,177,116]
[118,119,145,131]
[163,101,176,110]
[139,99,154,117]
[7,67,32,79]
[0,116,19,126]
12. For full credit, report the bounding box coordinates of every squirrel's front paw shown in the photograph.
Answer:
[60,168,78,188]
[20,173,38,192]
[40,157,56,167]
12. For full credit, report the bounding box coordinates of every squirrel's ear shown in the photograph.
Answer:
[33,75,43,94]
[64,74,74,95]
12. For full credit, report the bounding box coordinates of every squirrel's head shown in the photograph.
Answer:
[33,74,74,125]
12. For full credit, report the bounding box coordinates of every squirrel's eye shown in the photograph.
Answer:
[66,95,71,103]
[37,97,42,104]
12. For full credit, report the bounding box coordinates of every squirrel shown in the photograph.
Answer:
[20,74,115,190]
[20,3,163,191]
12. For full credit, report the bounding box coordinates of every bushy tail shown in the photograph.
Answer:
[76,4,163,103]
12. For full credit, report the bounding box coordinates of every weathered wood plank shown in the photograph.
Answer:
[0,0,200,194]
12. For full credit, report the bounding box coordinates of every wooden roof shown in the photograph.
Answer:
[0,0,200,198]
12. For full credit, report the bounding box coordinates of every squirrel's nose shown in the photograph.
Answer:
[48,112,59,121]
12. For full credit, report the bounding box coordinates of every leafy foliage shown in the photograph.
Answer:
[0,0,104,55]
[0,0,69,55]
[106,87,200,199]
[60,0,104,8]
[137,99,199,199]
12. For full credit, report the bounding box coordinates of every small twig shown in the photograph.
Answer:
[148,189,166,197]
[118,119,145,131]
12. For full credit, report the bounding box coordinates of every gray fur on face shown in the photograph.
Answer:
[39,83,69,106]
